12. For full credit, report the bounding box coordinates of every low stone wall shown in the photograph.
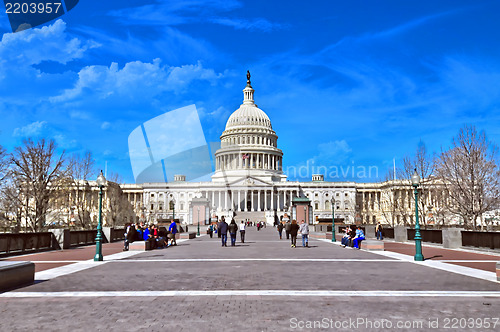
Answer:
[0,261,34,291]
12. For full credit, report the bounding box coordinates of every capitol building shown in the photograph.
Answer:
[120,73,438,227]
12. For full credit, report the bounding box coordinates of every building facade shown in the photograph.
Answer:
[120,73,448,227]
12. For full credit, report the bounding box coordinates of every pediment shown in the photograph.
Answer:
[227,176,274,187]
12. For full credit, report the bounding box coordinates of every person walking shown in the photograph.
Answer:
[277,222,284,239]
[168,219,178,246]
[239,221,246,243]
[228,219,238,246]
[285,221,291,240]
[376,222,383,240]
[123,223,135,251]
[299,220,309,247]
[290,220,299,248]
[218,217,228,247]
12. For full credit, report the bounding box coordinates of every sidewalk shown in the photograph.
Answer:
[0,226,499,331]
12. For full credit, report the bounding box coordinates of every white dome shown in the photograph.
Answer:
[225,104,272,130]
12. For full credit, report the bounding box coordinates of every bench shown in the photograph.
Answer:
[309,232,329,240]
[129,241,154,251]
[0,261,35,291]
[179,232,196,239]
[359,240,385,251]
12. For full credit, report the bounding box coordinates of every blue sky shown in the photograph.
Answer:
[1,0,500,183]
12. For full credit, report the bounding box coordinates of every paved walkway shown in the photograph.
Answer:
[1,227,499,331]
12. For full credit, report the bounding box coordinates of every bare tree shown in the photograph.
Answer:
[398,141,435,228]
[0,145,8,182]
[91,171,133,227]
[67,151,95,228]
[435,125,500,229]
[10,138,67,232]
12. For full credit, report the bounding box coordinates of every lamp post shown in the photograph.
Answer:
[411,169,424,261]
[94,170,106,262]
[330,198,336,242]
[197,206,200,236]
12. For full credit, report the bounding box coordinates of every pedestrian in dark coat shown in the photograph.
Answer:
[290,220,300,248]
[228,219,238,246]
[285,221,291,239]
[277,222,284,239]
[218,217,228,247]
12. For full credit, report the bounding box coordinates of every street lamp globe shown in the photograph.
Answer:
[411,169,420,187]
[96,170,107,187]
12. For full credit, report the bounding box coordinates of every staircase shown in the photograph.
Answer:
[233,211,266,222]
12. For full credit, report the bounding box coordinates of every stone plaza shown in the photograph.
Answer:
[1,227,499,331]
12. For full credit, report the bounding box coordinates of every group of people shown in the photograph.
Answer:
[123,219,179,251]
[277,220,309,248]
[214,217,246,247]
[340,225,365,249]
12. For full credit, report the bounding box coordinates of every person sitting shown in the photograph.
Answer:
[352,226,365,249]
[340,226,351,247]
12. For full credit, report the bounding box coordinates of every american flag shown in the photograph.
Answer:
[242,154,249,159]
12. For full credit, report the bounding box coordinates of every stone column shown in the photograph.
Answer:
[394,226,408,242]
[230,190,234,210]
[245,192,248,212]
[251,190,254,211]
[224,191,228,210]
[258,190,261,211]
[277,190,281,211]
[238,191,241,211]
[264,190,267,210]
[442,228,462,249]
[271,190,274,210]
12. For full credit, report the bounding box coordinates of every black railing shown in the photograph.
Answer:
[69,230,99,247]
[0,232,54,255]
[462,231,500,249]
[407,229,443,244]
[382,228,394,238]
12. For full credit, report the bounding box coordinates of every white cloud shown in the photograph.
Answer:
[0,19,98,67]
[101,122,111,130]
[51,59,226,102]
[314,140,353,165]
[12,121,47,137]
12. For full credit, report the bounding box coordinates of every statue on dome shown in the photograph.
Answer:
[246,70,251,85]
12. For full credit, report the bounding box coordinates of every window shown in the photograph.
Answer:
[151,193,155,197]
[150,204,154,210]
[336,193,339,196]
[314,203,319,209]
